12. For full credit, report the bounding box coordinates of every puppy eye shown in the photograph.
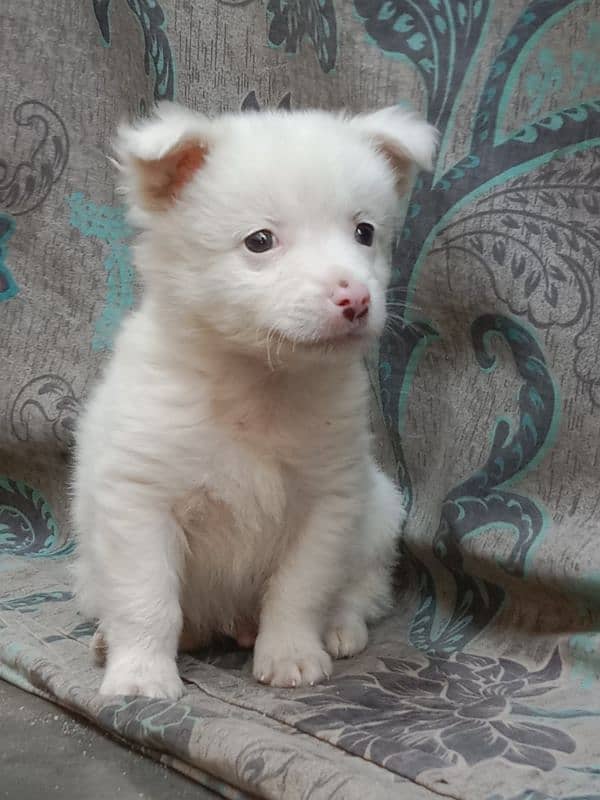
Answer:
[354,222,374,247]
[245,229,274,253]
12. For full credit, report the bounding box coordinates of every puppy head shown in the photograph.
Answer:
[115,102,437,359]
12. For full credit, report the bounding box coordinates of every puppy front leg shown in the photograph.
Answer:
[253,494,356,688]
[95,501,185,700]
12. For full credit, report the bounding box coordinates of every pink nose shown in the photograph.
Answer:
[331,280,370,322]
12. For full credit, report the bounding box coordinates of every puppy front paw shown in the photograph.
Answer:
[325,615,368,659]
[100,650,183,700]
[253,633,332,688]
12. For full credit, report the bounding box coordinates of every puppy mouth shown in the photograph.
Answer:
[270,325,372,351]
[309,329,370,348]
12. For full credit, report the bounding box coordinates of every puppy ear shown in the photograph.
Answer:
[352,107,438,192]
[114,102,212,217]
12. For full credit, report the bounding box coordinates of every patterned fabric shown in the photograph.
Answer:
[1,2,600,798]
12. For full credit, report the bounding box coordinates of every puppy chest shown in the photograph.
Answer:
[209,369,354,450]
[175,484,292,595]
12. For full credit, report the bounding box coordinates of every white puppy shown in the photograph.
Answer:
[72,103,437,700]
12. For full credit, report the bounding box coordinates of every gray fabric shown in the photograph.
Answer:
[2,2,600,798]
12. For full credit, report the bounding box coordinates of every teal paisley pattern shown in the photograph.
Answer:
[0,99,69,301]
[266,0,337,73]
[290,2,600,792]
[241,90,292,111]
[355,0,490,129]
[432,148,600,406]
[220,0,338,74]
[67,192,135,351]
[0,214,18,302]
[93,0,175,100]
[0,592,73,613]
[0,478,72,558]
[410,315,558,653]
[0,100,69,216]
[356,0,600,649]
[10,374,80,449]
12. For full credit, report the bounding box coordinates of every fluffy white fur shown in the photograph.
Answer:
[73,103,437,699]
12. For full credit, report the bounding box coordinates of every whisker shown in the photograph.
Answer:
[276,330,284,364]
[385,286,410,295]
[386,301,423,313]
[265,325,277,372]
[383,315,425,337]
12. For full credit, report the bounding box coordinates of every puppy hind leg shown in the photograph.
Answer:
[325,466,406,660]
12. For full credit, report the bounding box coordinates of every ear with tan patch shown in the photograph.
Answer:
[114,102,212,219]
[352,106,439,193]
